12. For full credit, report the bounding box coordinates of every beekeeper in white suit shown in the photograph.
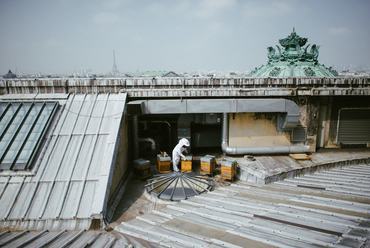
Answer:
[172,138,190,172]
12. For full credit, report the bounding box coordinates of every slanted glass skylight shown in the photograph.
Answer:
[0,102,57,171]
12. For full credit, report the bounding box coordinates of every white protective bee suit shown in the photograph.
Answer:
[172,138,190,172]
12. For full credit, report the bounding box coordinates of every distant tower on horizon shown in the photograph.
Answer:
[112,50,119,76]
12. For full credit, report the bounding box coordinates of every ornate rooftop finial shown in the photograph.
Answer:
[279,29,307,48]
[265,29,319,63]
[249,29,338,78]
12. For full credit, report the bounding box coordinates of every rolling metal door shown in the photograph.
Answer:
[337,108,370,144]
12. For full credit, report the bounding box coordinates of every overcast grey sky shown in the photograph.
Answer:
[1,0,370,74]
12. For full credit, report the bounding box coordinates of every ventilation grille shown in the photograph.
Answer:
[291,126,306,143]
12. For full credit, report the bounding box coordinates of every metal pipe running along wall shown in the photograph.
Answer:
[129,98,311,155]
[221,113,310,155]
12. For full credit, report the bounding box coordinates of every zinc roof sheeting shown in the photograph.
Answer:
[0,93,127,230]
[0,230,153,248]
[117,163,370,247]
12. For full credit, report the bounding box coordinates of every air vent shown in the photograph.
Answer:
[291,126,306,143]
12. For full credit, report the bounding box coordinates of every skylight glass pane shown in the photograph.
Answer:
[0,101,57,171]
[0,103,21,139]
[2,104,43,167]
[0,103,9,118]
[0,103,32,169]
[15,103,56,169]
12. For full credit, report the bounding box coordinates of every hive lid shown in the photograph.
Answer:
[157,154,171,161]
[201,155,216,162]
[183,155,193,160]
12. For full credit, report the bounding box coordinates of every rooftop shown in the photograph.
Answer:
[0,93,127,231]
[116,162,370,247]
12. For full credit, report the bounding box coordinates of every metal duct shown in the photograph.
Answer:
[138,138,156,151]
[149,121,172,148]
[221,113,310,155]
[132,115,139,159]
[128,98,300,129]
[140,120,172,149]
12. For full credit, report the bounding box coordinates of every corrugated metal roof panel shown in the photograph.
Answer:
[0,93,127,230]
[26,182,53,219]
[55,135,82,181]
[74,94,96,134]
[41,135,69,181]
[70,135,95,180]
[77,180,98,218]
[0,182,22,219]
[0,230,151,248]
[60,181,84,219]
[8,182,37,219]
[42,181,68,219]
[116,163,370,247]
[59,96,84,135]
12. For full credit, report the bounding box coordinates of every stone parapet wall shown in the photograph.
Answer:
[1,77,369,97]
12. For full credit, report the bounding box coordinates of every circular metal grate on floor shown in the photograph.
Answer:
[145,172,214,201]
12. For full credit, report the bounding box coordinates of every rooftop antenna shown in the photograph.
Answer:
[112,49,119,76]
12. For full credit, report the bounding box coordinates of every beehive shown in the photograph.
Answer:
[133,158,152,179]
[200,155,216,175]
[157,154,171,173]
[221,159,237,181]
[181,156,193,172]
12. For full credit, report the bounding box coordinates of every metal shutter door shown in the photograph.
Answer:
[337,108,370,144]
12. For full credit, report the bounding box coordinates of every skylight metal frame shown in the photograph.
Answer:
[0,101,58,171]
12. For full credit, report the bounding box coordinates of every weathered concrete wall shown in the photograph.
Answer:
[229,113,291,147]
[316,97,334,148]
[109,115,129,200]
[227,98,323,151]
[1,77,369,97]
[305,97,320,151]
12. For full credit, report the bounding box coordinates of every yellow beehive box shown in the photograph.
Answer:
[200,155,216,175]
[181,156,192,172]
[221,159,237,181]
[157,154,171,173]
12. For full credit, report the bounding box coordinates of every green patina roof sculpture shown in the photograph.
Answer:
[249,28,338,77]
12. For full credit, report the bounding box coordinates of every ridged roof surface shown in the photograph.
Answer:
[117,163,370,247]
[0,93,126,231]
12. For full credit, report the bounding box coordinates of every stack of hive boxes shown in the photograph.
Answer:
[221,159,237,181]
[181,156,193,172]
[200,155,216,175]
[157,154,171,173]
